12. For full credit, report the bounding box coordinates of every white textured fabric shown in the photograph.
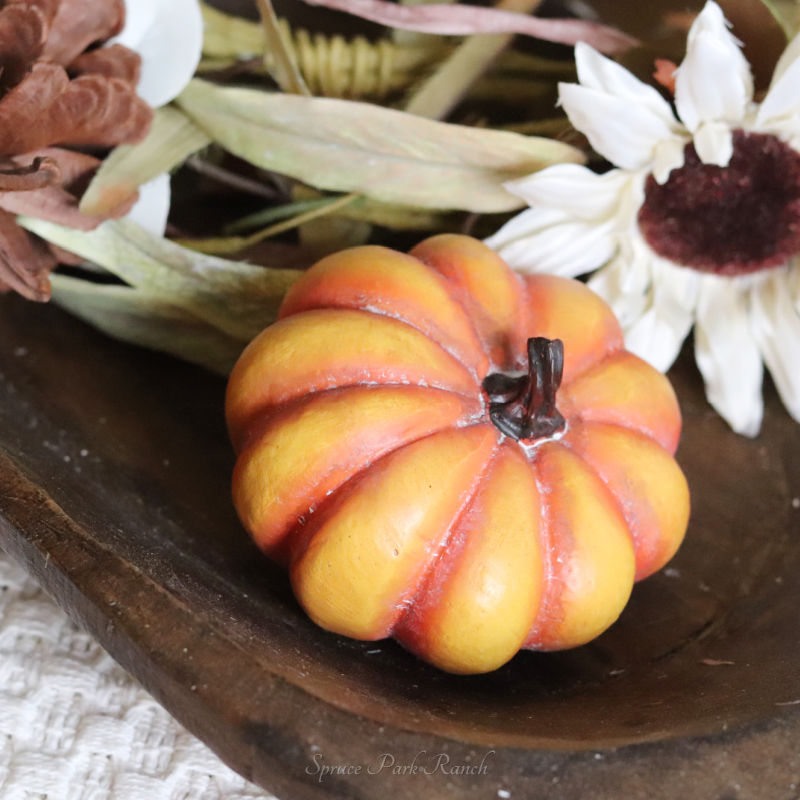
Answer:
[0,550,273,800]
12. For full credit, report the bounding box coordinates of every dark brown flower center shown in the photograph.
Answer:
[638,130,800,276]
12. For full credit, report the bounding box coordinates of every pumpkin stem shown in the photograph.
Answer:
[482,337,566,442]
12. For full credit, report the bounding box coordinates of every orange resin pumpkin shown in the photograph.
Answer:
[226,234,690,674]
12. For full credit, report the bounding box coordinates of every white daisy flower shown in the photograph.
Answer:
[486,0,800,437]
[116,0,204,235]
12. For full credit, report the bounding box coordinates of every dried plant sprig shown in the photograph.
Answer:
[177,192,360,255]
[80,108,212,218]
[254,0,311,95]
[404,0,541,119]
[21,217,301,344]
[299,0,638,54]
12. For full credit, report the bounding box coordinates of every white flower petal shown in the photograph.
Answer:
[574,42,679,125]
[623,259,700,372]
[503,164,631,220]
[588,248,650,327]
[559,83,681,171]
[756,30,800,128]
[488,208,617,277]
[485,206,566,250]
[751,269,800,423]
[693,120,734,166]
[694,275,763,436]
[117,0,159,46]
[124,173,171,236]
[674,2,752,132]
[769,27,800,85]
[652,137,688,184]
[789,260,800,314]
[115,0,203,108]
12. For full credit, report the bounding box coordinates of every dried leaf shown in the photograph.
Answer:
[201,2,266,59]
[20,217,302,342]
[50,273,244,375]
[176,79,583,213]
[254,0,310,95]
[299,0,637,53]
[80,107,211,217]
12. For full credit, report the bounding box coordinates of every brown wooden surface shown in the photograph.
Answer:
[2,293,800,799]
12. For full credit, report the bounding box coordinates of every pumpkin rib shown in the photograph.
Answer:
[394,441,546,673]
[520,274,625,385]
[390,441,501,638]
[226,307,483,449]
[410,234,527,372]
[275,420,499,569]
[562,420,691,581]
[559,350,682,454]
[523,449,560,648]
[279,246,489,380]
[438,278,524,373]
[335,301,487,382]
[551,429,637,550]
[289,425,499,640]
[233,385,485,562]
[231,379,485,453]
[525,442,636,650]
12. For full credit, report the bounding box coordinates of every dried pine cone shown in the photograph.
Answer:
[0,0,154,301]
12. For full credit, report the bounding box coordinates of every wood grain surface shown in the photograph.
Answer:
[2,294,800,799]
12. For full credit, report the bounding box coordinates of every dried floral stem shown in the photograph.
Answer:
[177,192,360,255]
[223,197,340,234]
[404,0,542,119]
[254,0,311,95]
[185,156,288,201]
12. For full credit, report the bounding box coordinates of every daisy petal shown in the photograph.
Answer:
[694,275,763,436]
[124,173,171,236]
[487,207,617,277]
[652,137,688,184]
[588,254,649,327]
[114,0,203,108]
[559,83,681,171]
[674,2,752,133]
[756,30,800,128]
[574,42,678,125]
[503,164,632,220]
[693,120,734,167]
[485,206,565,250]
[751,269,800,424]
[769,27,800,85]
[623,259,699,372]
[789,260,800,314]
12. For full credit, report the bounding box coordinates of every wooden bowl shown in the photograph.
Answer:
[1,294,799,799]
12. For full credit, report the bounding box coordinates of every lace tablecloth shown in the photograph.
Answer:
[0,549,275,800]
